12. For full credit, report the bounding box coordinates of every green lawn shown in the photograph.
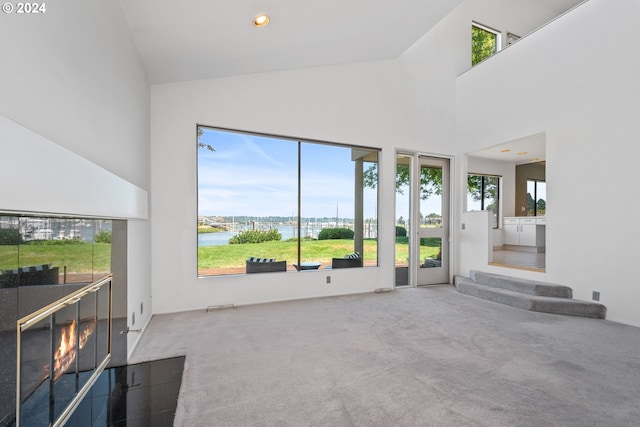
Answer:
[0,243,111,273]
[395,237,441,265]
[197,238,440,270]
[0,238,439,274]
[197,226,224,233]
[198,239,377,269]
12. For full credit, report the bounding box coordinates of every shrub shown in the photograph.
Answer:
[229,229,282,244]
[317,228,354,240]
[94,230,112,244]
[30,238,85,245]
[0,228,22,245]
[395,226,407,237]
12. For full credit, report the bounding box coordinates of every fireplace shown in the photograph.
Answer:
[16,276,112,427]
[0,215,127,427]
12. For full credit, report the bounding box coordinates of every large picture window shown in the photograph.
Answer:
[467,174,500,228]
[197,126,379,276]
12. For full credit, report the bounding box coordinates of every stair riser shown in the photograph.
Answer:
[456,281,532,310]
[489,278,572,298]
[470,271,572,298]
[530,300,606,318]
[455,277,606,319]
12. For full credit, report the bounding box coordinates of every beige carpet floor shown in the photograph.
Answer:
[130,286,640,426]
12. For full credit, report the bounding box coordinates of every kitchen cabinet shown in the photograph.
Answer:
[503,219,520,245]
[503,217,545,249]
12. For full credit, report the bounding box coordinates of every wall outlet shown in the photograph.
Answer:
[461,223,466,230]
[140,302,144,315]
[326,276,331,284]
[131,312,136,326]
[592,291,600,301]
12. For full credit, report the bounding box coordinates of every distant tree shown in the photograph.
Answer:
[94,230,112,244]
[318,228,354,240]
[537,198,546,214]
[467,175,498,209]
[229,229,281,244]
[365,166,494,207]
[0,228,22,245]
[472,25,497,66]
[197,127,215,152]
[527,192,536,215]
[364,163,443,200]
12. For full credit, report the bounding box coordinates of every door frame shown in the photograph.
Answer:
[395,150,454,288]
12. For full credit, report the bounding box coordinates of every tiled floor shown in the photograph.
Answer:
[490,249,545,272]
[15,357,184,427]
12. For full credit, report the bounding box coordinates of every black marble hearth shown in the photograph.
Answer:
[14,357,184,427]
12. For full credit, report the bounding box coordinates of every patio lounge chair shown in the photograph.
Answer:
[331,252,362,269]
[246,257,287,273]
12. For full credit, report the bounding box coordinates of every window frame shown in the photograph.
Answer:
[196,125,380,276]
[467,173,501,229]
[526,179,546,217]
[472,21,502,66]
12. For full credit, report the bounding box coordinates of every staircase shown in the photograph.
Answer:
[454,270,606,319]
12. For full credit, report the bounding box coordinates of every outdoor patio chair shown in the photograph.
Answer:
[331,252,362,269]
[246,257,287,273]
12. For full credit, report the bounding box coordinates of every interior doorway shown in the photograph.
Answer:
[466,133,546,272]
[395,153,450,287]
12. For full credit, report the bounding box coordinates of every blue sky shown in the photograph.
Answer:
[197,129,378,219]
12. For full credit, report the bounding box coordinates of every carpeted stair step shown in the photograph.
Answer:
[454,276,606,319]
[470,270,572,298]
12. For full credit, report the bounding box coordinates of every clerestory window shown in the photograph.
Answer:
[472,22,501,66]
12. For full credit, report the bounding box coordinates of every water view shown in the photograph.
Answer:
[198,228,296,247]
[198,220,378,247]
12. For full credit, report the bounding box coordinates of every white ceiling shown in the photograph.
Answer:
[118,0,585,86]
[469,133,546,164]
[118,0,465,84]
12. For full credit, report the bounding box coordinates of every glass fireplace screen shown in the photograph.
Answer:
[16,275,112,427]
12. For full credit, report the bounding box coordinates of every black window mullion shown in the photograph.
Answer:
[532,181,536,216]
[480,177,486,211]
[297,141,301,271]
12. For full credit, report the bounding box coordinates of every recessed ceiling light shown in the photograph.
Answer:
[500,149,511,153]
[517,151,528,155]
[253,14,270,27]
[531,157,539,161]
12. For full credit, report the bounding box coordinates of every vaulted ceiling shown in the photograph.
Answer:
[118,0,585,84]
[118,0,466,84]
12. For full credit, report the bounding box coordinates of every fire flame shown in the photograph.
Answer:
[50,318,96,381]
[53,319,77,381]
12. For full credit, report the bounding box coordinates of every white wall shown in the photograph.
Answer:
[148,0,578,314]
[126,219,152,356]
[458,211,493,273]
[149,52,469,313]
[470,0,585,51]
[456,0,640,326]
[0,0,149,188]
[467,156,516,245]
[150,60,444,314]
[0,115,147,219]
[0,1,152,347]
